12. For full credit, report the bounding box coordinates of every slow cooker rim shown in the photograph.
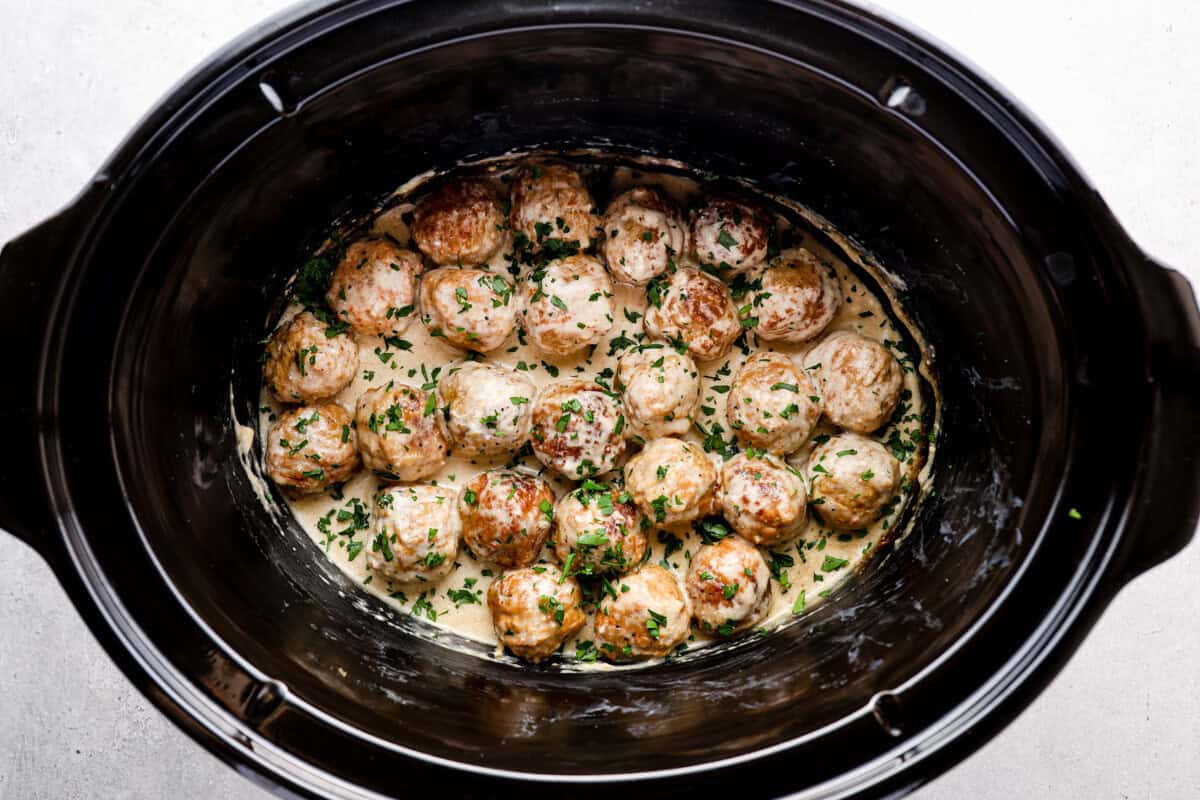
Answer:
[9,0,1195,798]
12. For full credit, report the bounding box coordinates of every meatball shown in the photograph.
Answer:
[325,238,422,337]
[264,404,360,495]
[530,380,626,479]
[509,163,600,251]
[624,438,718,529]
[754,249,841,343]
[519,255,615,356]
[411,177,506,266]
[719,451,807,546]
[552,481,647,576]
[488,565,586,662]
[354,384,448,480]
[643,268,741,361]
[368,484,460,584]
[601,186,686,285]
[262,310,358,404]
[616,347,699,440]
[807,433,902,530]
[419,267,517,352]
[437,362,534,457]
[686,537,772,636]
[689,197,771,274]
[459,469,555,568]
[727,352,821,455]
[804,330,904,434]
[593,565,690,661]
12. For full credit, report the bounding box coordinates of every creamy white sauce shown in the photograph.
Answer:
[252,157,935,668]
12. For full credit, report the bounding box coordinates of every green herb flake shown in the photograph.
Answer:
[791,590,806,614]
[821,555,850,572]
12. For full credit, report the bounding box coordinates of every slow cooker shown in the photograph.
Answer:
[2,1,1198,797]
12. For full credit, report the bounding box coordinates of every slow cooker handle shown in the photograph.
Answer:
[0,184,104,565]
[1120,259,1200,580]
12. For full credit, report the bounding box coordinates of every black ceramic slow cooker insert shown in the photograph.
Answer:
[2,1,1198,797]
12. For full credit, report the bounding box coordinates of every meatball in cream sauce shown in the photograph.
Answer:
[438,362,534,457]
[459,469,555,568]
[509,163,600,251]
[520,254,615,356]
[412,178,506,267]
[617,347,700,441]
[689,197,771,275]
[552,481,647,576]
[368,483,461,585]
[806,433,902,530]
[419,267,517,353]
[624,438,719,529]
[265,404,360,495]
[354,384,448,481]
[805,330,904,434]
[256,155,933,669]
[489,565,586,662]
[754,248,841,344]
[686,536,772,635]
[726,352,821,455]
[643,267,741,362]
[327,239,422,338]
[263,310,358,404]
[530,379,626,479]
[602,186,686,286]
[594,565,691,661]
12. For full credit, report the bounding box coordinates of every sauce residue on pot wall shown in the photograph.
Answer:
[247,153,937,669]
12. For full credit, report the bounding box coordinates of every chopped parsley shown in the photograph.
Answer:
[821,555,850,572]
[538,595,566,626]
[791,590,806,614]
[645,609,668,639]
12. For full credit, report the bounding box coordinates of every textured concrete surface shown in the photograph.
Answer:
[1,1,1197,798]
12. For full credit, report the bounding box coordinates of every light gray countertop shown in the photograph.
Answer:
[1,1,1197,797]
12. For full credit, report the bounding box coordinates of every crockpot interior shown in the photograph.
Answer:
[52,3,1142,786]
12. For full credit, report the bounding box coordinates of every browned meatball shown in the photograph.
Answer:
[509,163,600,251]
[438,362,534,457]
[754,249,841,343]
[804,330,904,434]
[685,537,772,635]
[807,433,902,530]
[689,197,771,274]
[354,384,448,480]
[601,186,686,285]
[264,404,359,495]
[552,481,647,576]
[326,239,422,337]
[643,268,741,361]
[719,451,808,546]
[593,565,690,661]
[624,438,718,529]
[616,348,700,440]
[488,565,586,662]
[519,254,615,356]
[530,380,626,479]
[419,267,517,352]
[412,178,506,266]
[727,352,821,455]
[368,484,460,584]
[262,310,358,404]
[459,470,555,568]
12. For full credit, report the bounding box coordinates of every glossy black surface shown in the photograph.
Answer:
[1,0,1198,798]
